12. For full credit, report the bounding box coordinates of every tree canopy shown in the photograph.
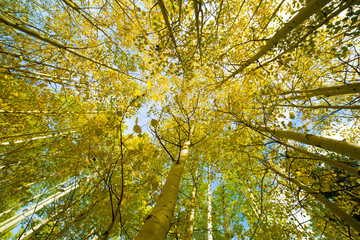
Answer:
[1,0,360,239]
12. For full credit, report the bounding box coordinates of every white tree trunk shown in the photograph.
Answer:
[266,163,360,234]
[0,182,77,234]
[0,15,131,78]
[281,82,360,98]
[1,130,76,146]
[277,104,360,110]
[207,164,213,240]
[0,175,93,234]
[225,0,332,81]
[278,140,360,177]
[184,167,199,240]
[257,126,360,169]
[135,140,191,240]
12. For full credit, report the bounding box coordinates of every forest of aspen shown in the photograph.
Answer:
[0,0,360,239]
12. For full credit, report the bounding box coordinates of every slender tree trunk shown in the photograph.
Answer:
[277,140,360,177]
[265,162,360,234]
[0,110,100,114]
[221,185,232,240]
[240,188,260,219]
[184,166,199,240]
[225,0,332,81]
[280,82,360,98]
[1,130,76,146]
[0,49,90,78]
[0,174,68,218]
[247,189,261,218]
[258,126,360,162]
[135,140,191,240]
[0,15,131,78]
[238,187,267,233]
[260,0,356,70]
[102,197,127,240]
[0,129,73,141]
[277,104,360,110]
[207,164,213,240]
[19,217,52,240]
[0,175,93,234]
[0,181,78,234]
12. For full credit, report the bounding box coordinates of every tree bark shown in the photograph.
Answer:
[280,82,360,98]
[225,0,332,81]
[260,0,356,70]
[0,174,93,235]
[0,181,78,234]
[184,166,199,240]
[265,163,360,234]
[0,15,139,81]
[277,104,360,110]
[1,130,76,146]
[207,164,213,240]
[221,185,232,240]
[258,126,360,163]
[276,140,360,177]
[135,140,191,240]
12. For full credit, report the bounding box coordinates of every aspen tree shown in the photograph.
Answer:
[221,185,232,240]
[184,166,199,240]
[259,127,360,162]
[264,162,360,234]
[0,181,78,234]
[135,139,192,240]
[207,164,213,240]
[225,0,333,81]
[280,82,360,98]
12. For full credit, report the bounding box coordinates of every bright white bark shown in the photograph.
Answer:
[257,126,360,175]
[0,176,68,218]
[281,82,360,98]
[19,217,51,240]
[184,167,199,240]
[0,175,93,234]
[0,182,77,234]
[260,0,356,70]
[1,130,76,146]
[279,141,360,177]
[207,164,213,240]
[278,104,360,110]
[269,129,360,161]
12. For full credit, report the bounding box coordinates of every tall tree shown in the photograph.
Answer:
[1,0,360,239]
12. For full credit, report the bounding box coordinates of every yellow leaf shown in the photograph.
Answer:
[152,93,158,101]
[133,124,142,133]
[134,90,141,96]
[289,112,295,119]
[150,119,158,127]
[147,80,152,89]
